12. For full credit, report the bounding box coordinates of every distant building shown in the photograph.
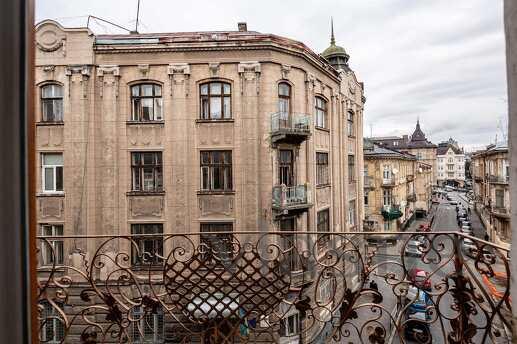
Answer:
[436,138,465,187]
[363,140,432,237]
[471,142,510,248]
[371,120,437,185]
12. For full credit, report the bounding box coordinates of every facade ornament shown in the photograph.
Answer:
[137,64,150,77]
[280,64,291,79]
[43,65,56,73]
[65,65,91,98]
[36,24,66,56]
[96,65,120,98]
[209,62,220,76]
[167,63,191,96]
[238,61,261,94]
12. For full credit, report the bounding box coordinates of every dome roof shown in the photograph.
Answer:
[322,43,347,58]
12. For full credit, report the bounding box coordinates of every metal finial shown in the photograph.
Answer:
[330,17,335,45]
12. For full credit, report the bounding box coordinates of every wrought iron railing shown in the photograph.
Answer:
[36,231,511,343]
[487,175,509,184]
[382,176,396,186]
[271,112,310,133]
[272,184,311,209]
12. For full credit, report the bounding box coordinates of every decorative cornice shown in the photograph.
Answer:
[238,62,261,95]
[96,65,120,77]
[137,64,149,77]
[167,63,191,97]
[280,64,291,79]
[237,61,261,74]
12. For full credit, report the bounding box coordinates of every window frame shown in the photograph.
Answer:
[40,83,64,123]
[40,224,64,266]
[130,83,163,122]
[348,154,355,183]
[41,153,63,193]
[278,82,291,115]
[199,223,234,263]
[131,223,164,266]
[279,312,300,337]
[199,81,232,120]
[347,110,354,137]
[316,152,329,186]
[314,96,328,129]
[130,152,163,192]
[200,150,233,192]
[131,305,164,343]
[317,209,330,249]
[40,300,65,343]
[348,200,356,227]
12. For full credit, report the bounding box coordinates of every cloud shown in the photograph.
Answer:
[36,0,507,147]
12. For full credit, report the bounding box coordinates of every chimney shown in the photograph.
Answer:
[238,22,247,32]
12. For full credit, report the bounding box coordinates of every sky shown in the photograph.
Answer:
[36,0,508,151]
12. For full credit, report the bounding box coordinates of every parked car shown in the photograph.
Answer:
[405,240,423,257]
[461,226,473,235]
[462,238,478,257]
[449,200,458,205]
[418,223,431,232]
[408,268,431,290]
[462,221,471,227]
[404,286,431,342]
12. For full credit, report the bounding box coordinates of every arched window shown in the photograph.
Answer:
[41,84,63,122]
[315,96,327,129]
[130,84,163,121]
[347,110,354,136]
[278,82,291,114]
[200,82,231,120]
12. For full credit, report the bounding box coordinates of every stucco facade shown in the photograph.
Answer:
[34,20,365,262]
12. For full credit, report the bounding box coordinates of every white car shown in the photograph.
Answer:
[405,240,423,257]
[461,226,473,235]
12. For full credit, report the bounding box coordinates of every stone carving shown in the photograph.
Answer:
[36,22,66,55]
[127,124,164,146]
[129,196,164,218]
[316,186,331,207]
[167,63,191,96]
[138,64,149,77]
[38,197,64,220]
[97,65,120,98]
[65,65,91,98]
[209,62,220,76]
[238,61,261,94]
[280,64,291,79]
[198,194,234,217]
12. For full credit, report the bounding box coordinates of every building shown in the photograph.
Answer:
[371,120,438,185]
[472,142,510,249]
[436,138,466,187]
[34,19,365,342]
[363,140,431,235]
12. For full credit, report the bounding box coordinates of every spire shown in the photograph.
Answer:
[330,17,335,45]
[416,117,420,130]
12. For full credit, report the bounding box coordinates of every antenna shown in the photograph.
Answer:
[86,15,132,33]
[135,0,141,34]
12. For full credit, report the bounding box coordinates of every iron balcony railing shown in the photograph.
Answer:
[364,175,374,189]
[272,184,311,210]
[36,231,511,344]
[382,176,396,187]
[487,174,510,184]
[270,112,311,145]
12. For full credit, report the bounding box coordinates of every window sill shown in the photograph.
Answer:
[315,127,330,132]
[196,119,234,123]
[126,120,164,125]
[197,190,235,195]
[36,121,64,126]
[316,184,331,189]
[126,191,165,196]
[37,192,65,197]
[38,265,66,272]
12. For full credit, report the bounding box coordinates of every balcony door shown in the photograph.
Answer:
[279,150,295,187]
[280,217,300,271]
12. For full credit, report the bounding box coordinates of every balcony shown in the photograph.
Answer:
[381,176,396,187]
[407,192,417,202]
[272,184,312,213]
[382,204,403,220]
[364,175,375,189]
[36,231,511,343]
[488,174,509,185]
[491,206,510,219]
[270,112,311,145]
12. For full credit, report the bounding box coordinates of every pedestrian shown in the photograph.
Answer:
[370,279,378,291]
[468,207,471,215]
[484,233,489,241]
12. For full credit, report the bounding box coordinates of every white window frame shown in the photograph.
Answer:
[131,306,164,344]
[40,301,65,343]
[41,153,63,193]
[40,224,64,266]
[280,312,300,337]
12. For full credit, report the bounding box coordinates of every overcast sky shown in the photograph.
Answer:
[36,0,508,151]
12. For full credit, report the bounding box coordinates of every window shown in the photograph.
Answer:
[131,84,163,121]
[40,224,63,266]
[364,192,369,206]
[280,218,300,271]
[42,153,63,193]
[383,189,392,206]
[200,151,233,191]
[348,154,355,183]
[278,82,291,114]
[200,82,231,119]
[315,97,327,129]
[200,223,233,263]
[279,312,299,337]
[131,152,163,192]
[495,190,505,208]
[41,84,63,122]
[347,111,354,136]
[131,224,163,266]
[417,152,422,160]
[131,305,164,344]
[279,150,295,186]
[383,166,391,180]
[40,300,65,343]
[384,221,391,231]
[348,200,356,226]
[316,152,329,186]
[317,209,330,249]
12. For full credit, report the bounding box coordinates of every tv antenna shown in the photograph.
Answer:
[134,0,141,34]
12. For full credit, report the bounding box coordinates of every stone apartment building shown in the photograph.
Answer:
[472,142,510,249]
[371,120,437,185]
[35,19,365,342]
[363,140,432,236]
[436,138,466,187]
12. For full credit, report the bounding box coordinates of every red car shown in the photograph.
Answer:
[418,223,431,232]
[408,268,431,290]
